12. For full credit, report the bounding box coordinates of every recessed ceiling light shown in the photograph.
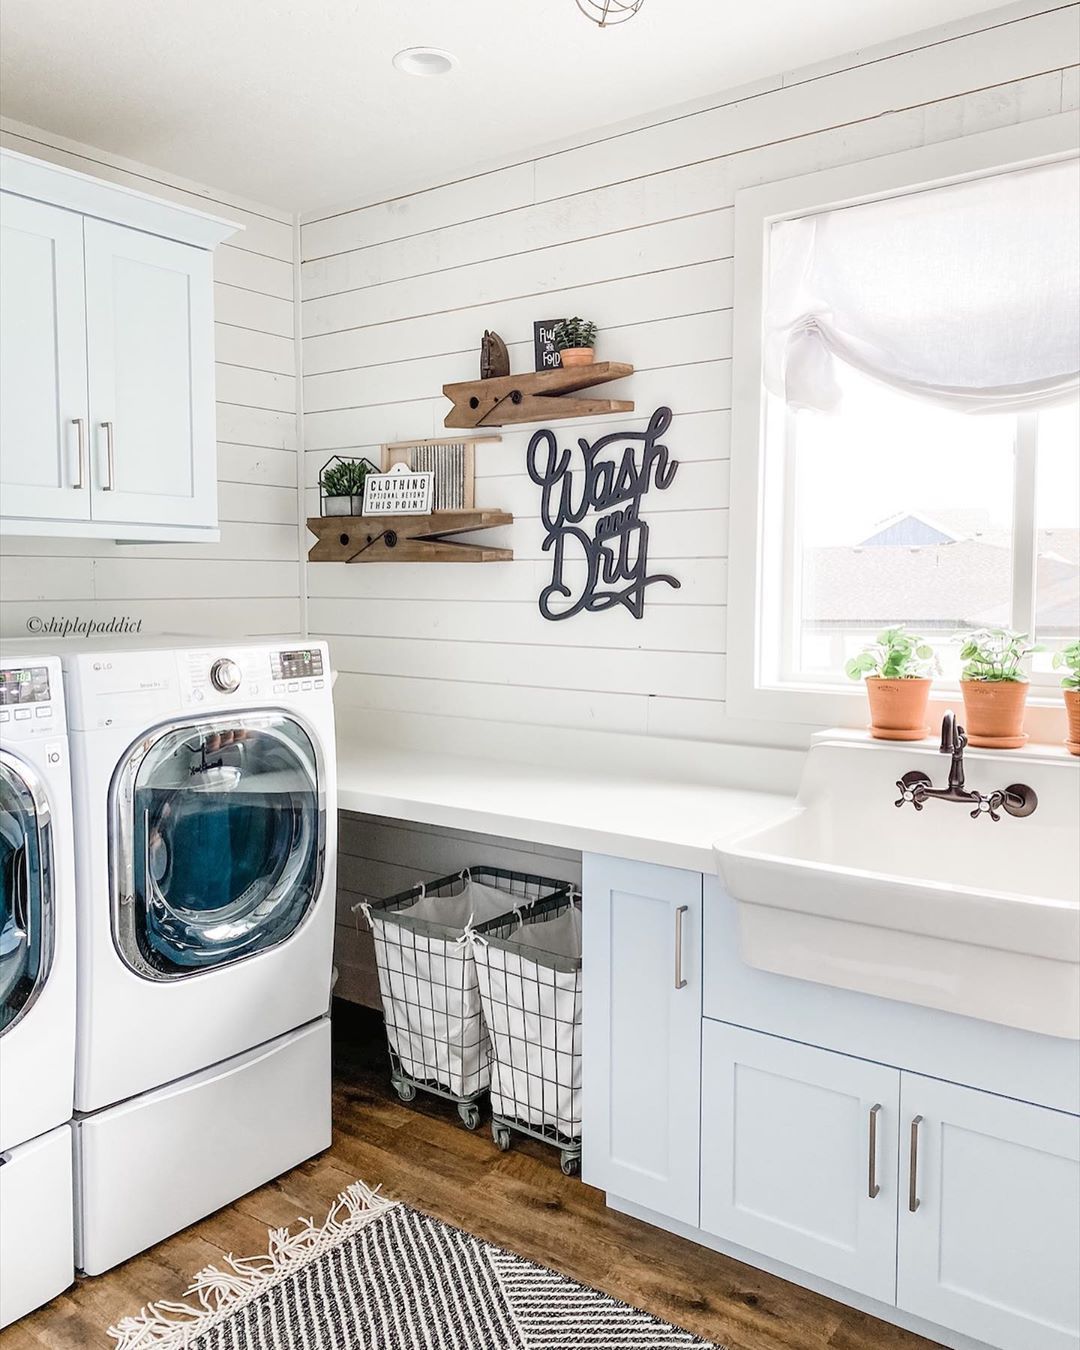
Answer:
[392,48,457,77]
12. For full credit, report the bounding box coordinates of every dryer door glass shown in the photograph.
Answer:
[114,714,324,979]
[0,756,52,1034]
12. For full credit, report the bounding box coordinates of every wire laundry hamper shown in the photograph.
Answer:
[357,867,574,1131]
[469,890,583,1174]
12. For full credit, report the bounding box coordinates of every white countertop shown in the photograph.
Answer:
[334,731,795,872]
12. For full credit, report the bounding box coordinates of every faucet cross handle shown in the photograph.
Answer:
[895,772,931,810]
[970,790,1005,822]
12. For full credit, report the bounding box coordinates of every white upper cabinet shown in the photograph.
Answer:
[83,220,216,528]
[0,194,89,521]
[0,149,239,541]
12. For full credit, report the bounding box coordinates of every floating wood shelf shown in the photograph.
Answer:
[306,511,513,564]
[443,362,634,429]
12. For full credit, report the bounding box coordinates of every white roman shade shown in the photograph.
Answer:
[764,157,1080,414]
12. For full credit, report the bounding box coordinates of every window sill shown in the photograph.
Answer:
[812,725,1078,766]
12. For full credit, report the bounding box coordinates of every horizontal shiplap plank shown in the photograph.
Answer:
[312,596,725,653]
[215,363,296,414]
[303,162,535,259]
[325,634,725,701]
[332,669,649,736]
[303,259,731,373]
[219,443,298,488]
[214,323,296,376]
[216,403,297,451]
[304,210,732,337]
[218,481,298,525]
[91,558,299,601]
[0,521,299,562]
[213,283,294,339]
[308,556,727,607]
[215,244,294,300]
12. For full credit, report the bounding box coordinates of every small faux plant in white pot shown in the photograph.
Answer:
[957,627,1040,749]
[845,627,938,740]
[1052,639,1080,755]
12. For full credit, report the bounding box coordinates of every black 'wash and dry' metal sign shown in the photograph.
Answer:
[526,405,680,622]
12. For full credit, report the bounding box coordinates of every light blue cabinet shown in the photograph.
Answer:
[584,855,1080,1350]
[581,853,701,1226]
[898,1073,1080,1350]
[700,1022,901,1306]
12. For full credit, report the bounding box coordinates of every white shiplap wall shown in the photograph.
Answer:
[300,2,1080,747]
[0,120,302,640]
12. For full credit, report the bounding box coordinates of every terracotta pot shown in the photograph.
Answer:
[960,679,1029,749]
[1065,688,1080,756]
[864,677,932,740]
[559,346,595,368]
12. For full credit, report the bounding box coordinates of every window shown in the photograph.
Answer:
[778,372,1078,690]
[728,116,1080,732]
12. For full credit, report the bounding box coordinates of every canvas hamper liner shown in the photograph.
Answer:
[358,869,573,1105]
[469,895,583,1144]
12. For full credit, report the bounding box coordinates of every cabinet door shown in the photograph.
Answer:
[0,193,90,521]
[898,1073,1080,1350]
[700,1022,900,1305]
[84,218,216,528]
[581,854,701,1225]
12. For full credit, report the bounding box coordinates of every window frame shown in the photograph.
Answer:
[727,113,1080,737]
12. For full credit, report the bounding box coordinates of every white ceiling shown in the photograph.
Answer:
[1,0,1006,214]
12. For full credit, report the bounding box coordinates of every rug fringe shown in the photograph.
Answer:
[108,1179,398,1349]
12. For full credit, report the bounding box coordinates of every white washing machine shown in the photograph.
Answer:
[53,636,336,1274]
[0,654,76,1327]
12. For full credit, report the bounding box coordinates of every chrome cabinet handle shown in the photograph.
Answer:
[909,1115,923,1213]
[71,418,86,490]
[674,904,688,990]
[868,1103,882,1198]
[101,420,115,490]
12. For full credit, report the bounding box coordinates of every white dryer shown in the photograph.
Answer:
[0,654,76,1328]
[57,637,336,1274]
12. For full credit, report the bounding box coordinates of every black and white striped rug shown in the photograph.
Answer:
[111,1182,724,1349]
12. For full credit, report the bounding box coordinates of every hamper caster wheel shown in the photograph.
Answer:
[458,1103,482,1131]
[493,1124,512,1152]
[393,1080,416,1103]
[560,1151,581,1177]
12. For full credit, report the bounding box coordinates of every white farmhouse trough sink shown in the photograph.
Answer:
[715,733,1080,1039]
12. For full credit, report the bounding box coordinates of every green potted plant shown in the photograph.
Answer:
[845,627,938,739]
[1052,639,1080,755]
[319,455,378,516]
[957,627,1040,748]
[553,317,598,368]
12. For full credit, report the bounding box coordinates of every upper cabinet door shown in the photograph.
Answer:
[83,219,216,528]
[898,1073,1080,1350]
[0,194,90,521]
[581,854,702,1226]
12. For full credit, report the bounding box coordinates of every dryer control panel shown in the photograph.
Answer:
[0,659,64,740]
[179,644,329,707]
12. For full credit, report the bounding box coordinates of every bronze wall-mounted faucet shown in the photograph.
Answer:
[895,712,1037,822]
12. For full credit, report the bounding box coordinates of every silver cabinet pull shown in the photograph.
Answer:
[868,1103,882,1198]
[674,904,688,990]
[71,418,86,489]
[101,420,116,490]
[908,1115,923,1213]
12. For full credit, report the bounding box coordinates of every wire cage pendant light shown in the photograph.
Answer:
[575,0,646,26]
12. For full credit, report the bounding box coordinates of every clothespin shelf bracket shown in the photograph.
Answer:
[442,362,634,429]
[306,510,513,564]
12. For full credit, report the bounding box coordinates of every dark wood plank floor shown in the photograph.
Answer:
[3,1003,944,1349]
